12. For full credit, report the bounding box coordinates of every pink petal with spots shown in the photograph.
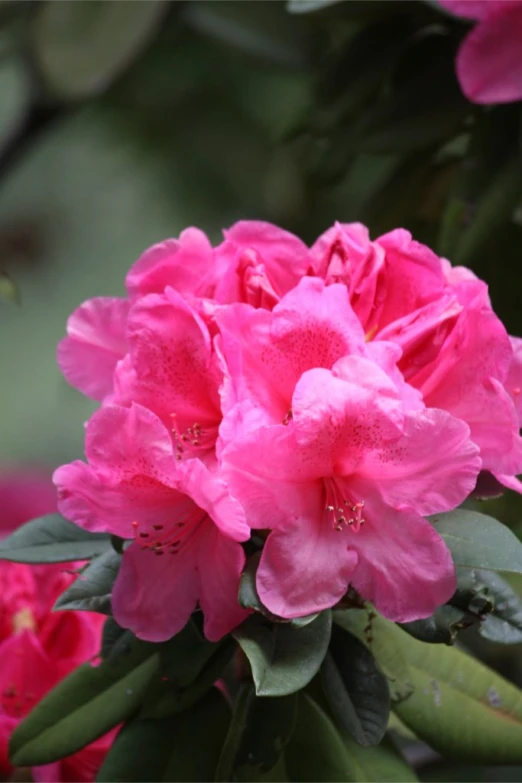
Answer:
[216,277,366,426]
[113,287,222,455]
[57,297,129,401]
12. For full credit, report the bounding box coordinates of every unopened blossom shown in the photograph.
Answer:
[54,404,250,642]
[439,0,522,104]
[0,472,112,782]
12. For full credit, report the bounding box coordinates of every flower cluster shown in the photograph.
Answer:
[54,221,522,642]
[0,471,113,782]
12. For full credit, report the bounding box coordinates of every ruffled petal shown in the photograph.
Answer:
[57,297,129,401]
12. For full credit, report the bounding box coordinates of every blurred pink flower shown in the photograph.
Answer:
[54,404,250,643]
[439,0,522,104]
[0,471,112,782]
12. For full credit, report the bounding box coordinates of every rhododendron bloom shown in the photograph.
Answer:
[54,404,250,642]
[0,472,112,782]
[221,355,480,620]
[439,0,522,104]
[309,223,522,485]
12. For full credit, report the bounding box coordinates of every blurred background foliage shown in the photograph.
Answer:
[0,1,522,778]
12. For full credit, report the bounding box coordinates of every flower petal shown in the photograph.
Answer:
[114,287,221,441]
[257,490,359,618]
[112,541,198,641]
[57,297,129,401]
[125,228,215,299]
[197,524,249,640]
[348,492,456,622]
[455,8,522,104]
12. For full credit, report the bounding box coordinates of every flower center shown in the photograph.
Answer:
[169,416,218,460]
[323,477,365,533]
[131,503,207,556]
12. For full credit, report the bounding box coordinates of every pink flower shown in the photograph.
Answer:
[221,355,480,621]
[310,224,522,484]
[53,404,250,642]
[439,0,522,104]
[112,287,223,462]
[0,472,112,782]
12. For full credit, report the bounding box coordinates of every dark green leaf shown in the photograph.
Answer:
[101,617,128,660]
[0,514,111,563]
[140,623,234,719]
[234,611,331,697]
[10,636,159,766]
[400,605,476,645]
[322,626,389,746]
[97,688,230,782]
[334,610,413,703]
[285,694,355,782]
[216,683,297,781]
[54,550,121,614]
[430,509,522,573]
[33,0,167,100]
[465,570,522,645]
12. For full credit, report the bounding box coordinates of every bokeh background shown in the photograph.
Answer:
[0,2,521,779]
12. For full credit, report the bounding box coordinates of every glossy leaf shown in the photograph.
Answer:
[101,617,128,660]
[33,0,166,100]
[140,631,233,719]
[97,688,230,782]
[322,626,390,746]
[217,683,297,781]
[285,694,355,782]
[234,611,332,697]
[470,570,522,645]
[287,0,345,12]
[10,636,159,766]
[334,610,413,703]
[0,514,111,563]
[400,605,476,645]
[54,549,120,614]
[430,509,522,573]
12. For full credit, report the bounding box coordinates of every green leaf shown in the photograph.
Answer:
[285,694,356,782]
[101,617,128,660]
[470,570,522,645]
[430,509,522,573]
[0,270,19,304]
[216,683,297,781]
[234,611,332,697]
[140,627,234,719]
[54,550,121,614]
[399,605,476,645]
[33,0,167,100]
[10,636,159,766]
[386,618,522,763]
[97,688,230,782]
[341,734,418,782]
[334,610,413,703]
[0,514,111,563]
[322,626,389,746]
